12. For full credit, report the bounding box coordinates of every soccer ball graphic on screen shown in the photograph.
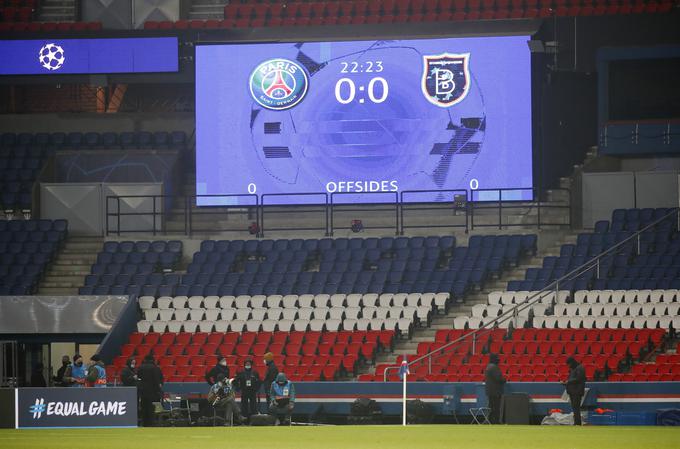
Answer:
[38,43,65,71]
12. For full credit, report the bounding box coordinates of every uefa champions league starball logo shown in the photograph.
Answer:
[38,43,65,71]
[249,58,308,111]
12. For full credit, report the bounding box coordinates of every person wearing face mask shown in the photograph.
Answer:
[86,354,107,388]
[120,357,139,387]
[64,354,87,388]
[269,372,295,426]
[206,356,230,385]
[262,352,279,406]
[234,358,261,421]
[53,355,71,387]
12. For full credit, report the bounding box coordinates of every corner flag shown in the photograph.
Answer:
[399,360,410,380]
[400,359,409,426]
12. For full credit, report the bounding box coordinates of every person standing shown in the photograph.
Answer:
[484,353,506,424]
[64,354,87,387]
[269,372,295,426]
[137,355,164,427]
[53,355,71,387]
[120,358,139,387]
[31,363,46,387]
[87,354,107,387]
[234,358,261,421]
[205,356,230,385]
[563,356,586,425]
[262,352,279,407]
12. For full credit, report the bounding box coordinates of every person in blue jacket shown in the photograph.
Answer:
[269,372,295,426]
[64,354,87,387]
[87,354,107,387]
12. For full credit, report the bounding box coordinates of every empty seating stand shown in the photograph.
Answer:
[78,240,183,296]
[0,132,53,212]
[370,326,670,382]
[141,0,676,29]
[508,208,679,292]
[113,292,404,382]
[0,0,36,25]
[0,131,187,212]
[0,218,67,294]
[170,234,533,302]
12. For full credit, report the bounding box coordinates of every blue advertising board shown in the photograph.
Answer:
[16,387,137,429]
[0,37,178,75]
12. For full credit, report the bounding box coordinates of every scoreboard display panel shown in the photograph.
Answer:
[195,36,533,205]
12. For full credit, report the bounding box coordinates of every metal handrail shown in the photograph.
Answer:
[260,192,329,237]
[105,193,258,236]
[329,191,400,236]
[469,187,571,230]
[400,189,469,234]
[383,207,680,381]
[105,186,571,236]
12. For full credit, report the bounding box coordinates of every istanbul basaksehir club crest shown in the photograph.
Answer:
[249,58,309,111]
[421,53,471,108]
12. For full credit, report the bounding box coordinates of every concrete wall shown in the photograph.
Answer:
[581,171,679,227]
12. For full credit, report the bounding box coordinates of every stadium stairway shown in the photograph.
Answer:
[363,229,581,377]
[38,0,77,22]
[37,236,103,295]
[190,0,229,20]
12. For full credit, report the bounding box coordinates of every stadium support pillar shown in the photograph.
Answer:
[96,87,106,113]
[106,84,128,114]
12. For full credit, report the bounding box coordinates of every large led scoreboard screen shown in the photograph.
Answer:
[195,36,533,205]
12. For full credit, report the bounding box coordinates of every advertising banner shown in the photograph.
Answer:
[16,387,137,429]
[0,37,178,75]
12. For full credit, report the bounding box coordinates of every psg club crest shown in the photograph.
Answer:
[249,58,309,111]
[421,53,470,108]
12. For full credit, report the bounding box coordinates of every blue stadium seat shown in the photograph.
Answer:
[83,132,100,148]
[102,132,118,148]
[170,131,186,149]
[137,132,153,149]
[120,132,136,149]
[0,132,16,147]
[50,132,66,147]
[66,132,83,148]
[153,131,169,149]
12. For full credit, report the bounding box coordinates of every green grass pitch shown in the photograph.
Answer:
[2,425,679,449]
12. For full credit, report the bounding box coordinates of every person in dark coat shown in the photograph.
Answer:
[484,353,506,424]
[563,356,586,425]
[120,357,138,387]
[31,363,46,387]
[137,355,164,427]
[262,352,279,407]
[234,358,261,421]
[53,355,71,387]
[205,356,230,385]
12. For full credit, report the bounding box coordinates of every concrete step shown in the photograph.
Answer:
[37,287,78,295]
[52,265,93,272]
[43,275,83,283]
[55,254,97,269]
[41,281,82,288]
[63,241,103,249]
